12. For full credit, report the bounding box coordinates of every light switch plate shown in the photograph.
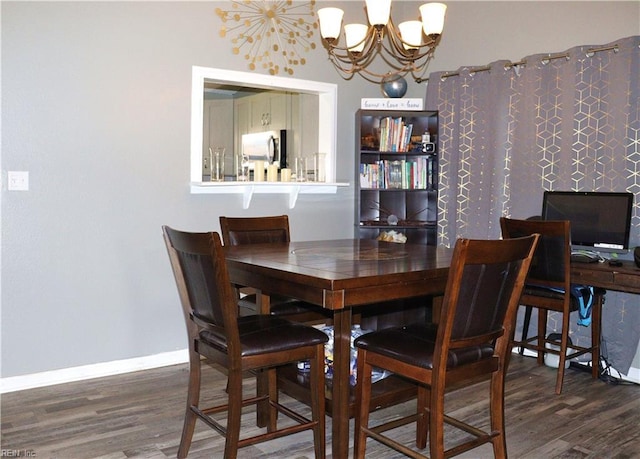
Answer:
[8,171,29,191]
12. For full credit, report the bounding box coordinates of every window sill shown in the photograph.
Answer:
[190,181,349,209]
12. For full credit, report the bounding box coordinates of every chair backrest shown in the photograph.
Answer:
[500,217,571,291]
[436,235,538,362]
[219,215,290,246]
[162,226,240,354]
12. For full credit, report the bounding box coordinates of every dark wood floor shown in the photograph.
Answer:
[2,355,639,458]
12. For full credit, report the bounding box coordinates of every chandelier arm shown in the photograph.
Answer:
[354,65,410,81]
[324,46,435,83]
[321,27,377,56]
[329,39,413,75]
[376,44,437,79]
[375,52,417,74]
[375,20,440,74]
[355,67,402,84]
[327,50,377,73]
[407,36,440,59]
[384,20,422,60]
[349,42,381,69]
[325,53,370,80]
[378,33,439,65]
[324,36,382,71]
[407,55,436,84]
[371,43,431,75]
[328,54,404,82]
[329,50,409,81]
[385,46,419,65]
[326,55,392,83]
[411,66,431,84]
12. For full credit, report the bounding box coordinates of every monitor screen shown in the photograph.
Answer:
[542,191,634,252]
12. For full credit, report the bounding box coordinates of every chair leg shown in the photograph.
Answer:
[591,293,604,379]
[416,385,429,450]
[310,344,326,459]
[255,368,270,428]
[354,349,373,459]
[429,380,446,459]
[178,352,201,459]
[225,369,243,459]
[520,305,533,355]
[555,311,572,395]
[489,372,507,459]
[537,310,547,366]
[267,368,278,432]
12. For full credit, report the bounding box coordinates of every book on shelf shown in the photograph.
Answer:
[360,158,435,190]
[376,117,414,152]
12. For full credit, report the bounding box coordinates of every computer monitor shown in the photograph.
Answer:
[542,191,634,254]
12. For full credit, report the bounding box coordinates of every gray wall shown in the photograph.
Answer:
[2,2,638,379]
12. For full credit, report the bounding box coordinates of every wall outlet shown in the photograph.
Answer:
[7,171,29,191]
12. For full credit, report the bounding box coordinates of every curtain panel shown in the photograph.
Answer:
[425,35,640,374]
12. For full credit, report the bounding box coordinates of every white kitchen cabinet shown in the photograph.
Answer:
[249,91,290,132]
[234,91,291,136]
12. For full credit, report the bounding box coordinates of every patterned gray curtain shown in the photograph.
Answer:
[426,35,639,374]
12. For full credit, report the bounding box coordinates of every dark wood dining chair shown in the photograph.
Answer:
[162,226,328,459]
[500,217,604,394]
[353,235,539,459]
[219,215,330,323]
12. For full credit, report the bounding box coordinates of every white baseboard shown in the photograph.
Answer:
[511,347,640,384]
[3,348,636,394]
[620,366,640,384]
[0,349,189,394]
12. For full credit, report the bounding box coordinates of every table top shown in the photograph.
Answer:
[225,238,454,309]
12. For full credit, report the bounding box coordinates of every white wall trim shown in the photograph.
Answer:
[0,349,189,394]
[3,348,636,394]
[625,366,640,384]
[512,347,640,384]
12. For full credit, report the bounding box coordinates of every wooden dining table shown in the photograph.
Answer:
[224,238,453,458]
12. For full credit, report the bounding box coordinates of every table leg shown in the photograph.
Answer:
[256,292,271,428]
[331,307,352,459]
[431,295,443,324]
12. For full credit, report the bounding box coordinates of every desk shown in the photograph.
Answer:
[571,259,640,294]
[225,239,453,459]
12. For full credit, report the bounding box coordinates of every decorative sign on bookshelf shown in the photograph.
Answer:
[361,98,424,111]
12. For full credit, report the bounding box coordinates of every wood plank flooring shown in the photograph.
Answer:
[2,355,639,458]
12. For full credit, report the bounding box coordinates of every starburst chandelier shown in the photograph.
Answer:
[317,1,446,84]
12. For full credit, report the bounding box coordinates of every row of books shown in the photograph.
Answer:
[378,117,414,152]
[360,158,436,190]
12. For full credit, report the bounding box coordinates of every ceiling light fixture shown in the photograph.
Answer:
[317,1,446,84]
